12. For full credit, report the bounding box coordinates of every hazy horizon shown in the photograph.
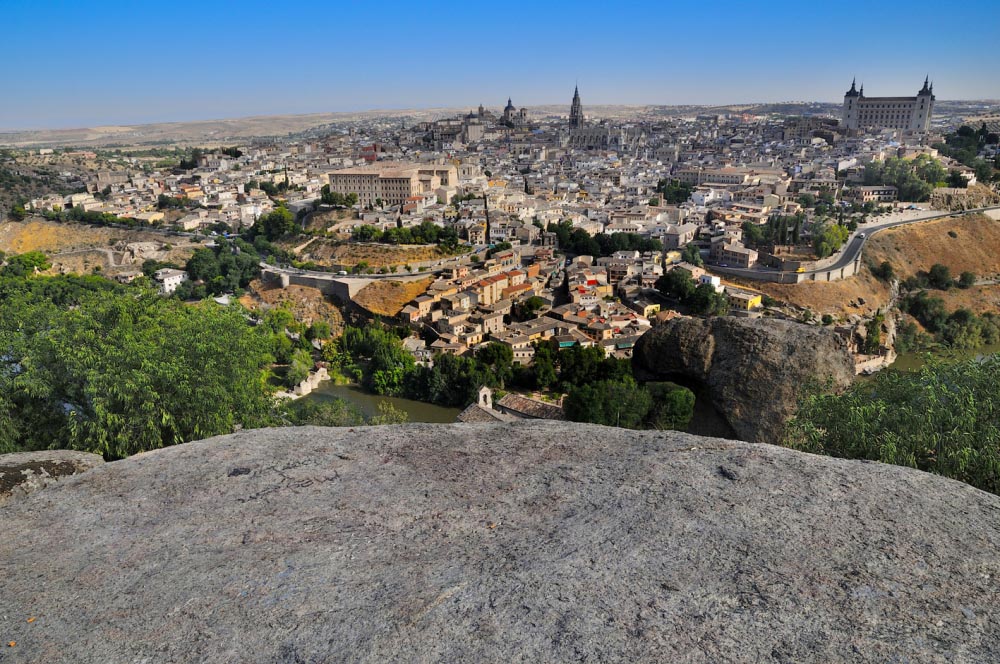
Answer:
[4,95,1000,135]
[5,0,999,131]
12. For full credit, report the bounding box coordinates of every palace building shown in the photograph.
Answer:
[841,77,935,133]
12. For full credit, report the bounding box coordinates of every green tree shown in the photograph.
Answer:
[646,382,695,430]
[928,263,953,290]
[655,179,693,204]
[286,348,314,387]
[871,261,895,282]
[352,225,379,242]
[0,288,275,458]
[688,283,729,316]
[257,206,295,241]
[947,170,967,188]
[742,221,767,247]
[785,357,1000,495]
[532,341,558,390]
[958,271,977,289]
[861,312,884,355]
[564,377,652,429]
[681,243,703,267]
[812,222,850,259]
[367,400,409,425]
[306,321,333,340]
[1,251,51,277]
[656,268,696,301]
[286,397,364,427]
[513,295,546,321]
[476,342,514,386]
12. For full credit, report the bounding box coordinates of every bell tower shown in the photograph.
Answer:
[569,85,583,129]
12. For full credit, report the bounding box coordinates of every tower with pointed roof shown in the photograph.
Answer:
[569,85,583,129]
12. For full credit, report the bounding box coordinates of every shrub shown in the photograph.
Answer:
[786,357,1000,495]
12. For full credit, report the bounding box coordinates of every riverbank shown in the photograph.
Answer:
[274,367,330,400]
[304,383,461,423]
[890,343,1000,372]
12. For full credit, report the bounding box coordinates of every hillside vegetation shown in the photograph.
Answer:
[787,355,1000,495]
[753,213,1000,319]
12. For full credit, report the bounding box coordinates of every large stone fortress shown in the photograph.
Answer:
[841,77,935,133]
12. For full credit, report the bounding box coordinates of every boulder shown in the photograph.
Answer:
[2,423,998,662]
[0,450,104,505]
[633,317,855,443]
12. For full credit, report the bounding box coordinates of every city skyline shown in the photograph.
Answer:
[3,0,999,130]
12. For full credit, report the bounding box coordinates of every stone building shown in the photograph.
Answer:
[569,85,583,129]
[327,162,458,207]
[502,98,529,127]
[841,77,935,133]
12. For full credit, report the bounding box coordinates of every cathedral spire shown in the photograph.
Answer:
[569,84,584,129]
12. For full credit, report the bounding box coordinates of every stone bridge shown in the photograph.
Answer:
[260,264,431,301]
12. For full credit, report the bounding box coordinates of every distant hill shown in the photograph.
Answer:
[2,100,996,148]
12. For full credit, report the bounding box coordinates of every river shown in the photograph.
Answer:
[890,343,1000,372]
[308,380,734,438]
[305,383,461,422]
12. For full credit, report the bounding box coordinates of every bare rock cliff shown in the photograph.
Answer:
[633,317,855,443]
[2,423,998,663]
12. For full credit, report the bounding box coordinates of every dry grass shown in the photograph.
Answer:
[241,280,345,335]
[866,214,1000,281]
[0,219,82,254]
[290,238,447,269]
[748,213,1000,320]
[740,270,891,320]
[352,277,434,317]
[0,219,198,274]
[866,213,1000,315]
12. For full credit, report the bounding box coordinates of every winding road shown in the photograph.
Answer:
[712,205,1000,282]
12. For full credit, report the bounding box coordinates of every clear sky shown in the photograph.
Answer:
[3,0,998,130]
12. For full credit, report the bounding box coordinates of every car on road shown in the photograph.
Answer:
[337,270,347,275]
[858,233,866,239]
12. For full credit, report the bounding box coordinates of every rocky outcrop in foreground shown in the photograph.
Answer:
[0,450,104,505]
[2,423,998,663]
[633,316,855,443]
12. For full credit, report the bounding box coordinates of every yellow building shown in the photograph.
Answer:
[727,289,763,311]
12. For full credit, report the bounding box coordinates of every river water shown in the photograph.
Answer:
[890,343,1000,372]
[306,379,735,439]
[305,383,461,422]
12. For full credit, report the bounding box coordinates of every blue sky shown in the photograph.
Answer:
[3,0,998,129]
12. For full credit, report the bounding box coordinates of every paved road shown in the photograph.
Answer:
[825,206,1000,274]
[713,205,1000,281]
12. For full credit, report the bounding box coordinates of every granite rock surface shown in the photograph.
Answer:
[1,423,998,663]
[633,316,855,443]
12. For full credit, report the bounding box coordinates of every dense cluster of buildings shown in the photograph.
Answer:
[20,78,990,362]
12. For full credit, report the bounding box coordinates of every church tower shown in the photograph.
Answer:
[569,85,583,129]
[914,75,935,132]
[842,78,860,131]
